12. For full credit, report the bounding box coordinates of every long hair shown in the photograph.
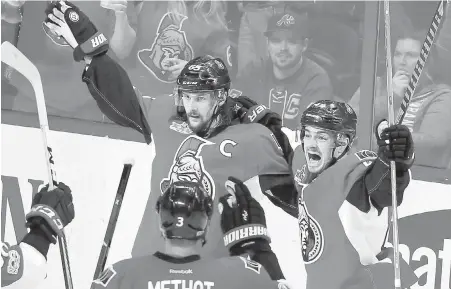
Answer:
[167,0,227,29]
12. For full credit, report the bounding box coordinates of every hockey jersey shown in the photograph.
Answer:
[82,54,304,289]
[231,58,334,130]
[91,252,288,289]
[131,95,305,284]
[291,146,390,289]
[1,242,46,289]
[126,1,231,98]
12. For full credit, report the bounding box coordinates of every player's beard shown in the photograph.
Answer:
[187,104,225,138]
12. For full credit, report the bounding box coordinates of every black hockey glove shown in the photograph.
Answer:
[365,120,414,210]
[25,182,75,244]
[232,95,294,165]
[44,1,109,62]
[376,120,415,172]
[219,177,285,280]
[218,177,270,255]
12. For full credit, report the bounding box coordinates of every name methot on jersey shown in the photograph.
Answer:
[149,268,214,289]
[149,280,214,289]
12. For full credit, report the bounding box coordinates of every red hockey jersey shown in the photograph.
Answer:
[91,252,288,289]
[132,94,291,258]
[231,58,334,130]
[82,54,304,289]
[291,147,389,289]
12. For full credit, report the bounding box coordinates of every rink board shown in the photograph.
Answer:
[1,124,450,289]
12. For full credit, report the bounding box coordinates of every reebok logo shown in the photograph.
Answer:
[91,34,107,48]
[169,269,193,274]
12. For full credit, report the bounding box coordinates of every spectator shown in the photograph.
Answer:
[348,29,451,169]
[232,11,334,146]
[125,0,231,99]
[234,1,282,76]
[8,0,139,121]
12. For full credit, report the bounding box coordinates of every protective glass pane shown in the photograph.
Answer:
[358,1,450,178]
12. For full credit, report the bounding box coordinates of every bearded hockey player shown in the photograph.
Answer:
[44,2,302,287]
[91,178,290,289]
[292,100,418,289]
[2,182,75,289]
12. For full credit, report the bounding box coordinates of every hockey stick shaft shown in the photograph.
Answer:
[382,2,401,289]
[90,161,134,288]
[395,0,447,124]
[1,41,73,289]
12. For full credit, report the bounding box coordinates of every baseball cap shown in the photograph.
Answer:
[264,12,310,39]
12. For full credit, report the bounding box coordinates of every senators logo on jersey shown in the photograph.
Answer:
[298,188,324,264]
[160,135,215,199]
[138,12,194,83]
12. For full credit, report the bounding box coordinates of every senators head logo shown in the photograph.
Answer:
[138,12,194,83]
[298,193,324,264]
[160,136,215,199]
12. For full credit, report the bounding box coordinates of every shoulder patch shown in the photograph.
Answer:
[228,89,243,99]
[239,256,262,274]
[169,121,193,135]
[355,150,377,167]
[93,266,117,288]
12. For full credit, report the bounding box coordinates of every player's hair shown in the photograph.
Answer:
[167,0,228,30]
[395,28,435,84]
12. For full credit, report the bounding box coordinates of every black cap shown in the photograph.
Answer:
[264,12,309,39]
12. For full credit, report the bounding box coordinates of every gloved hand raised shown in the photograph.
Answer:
[43,1,109,61]
[218,177,270,256]
[26,182,75,244]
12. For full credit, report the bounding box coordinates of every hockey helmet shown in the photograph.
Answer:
[300,100,357,141]
[176,55,231,93]
[156,181,213,242]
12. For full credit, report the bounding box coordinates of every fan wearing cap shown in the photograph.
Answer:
[232,11,335,140]
[291,100,417,289]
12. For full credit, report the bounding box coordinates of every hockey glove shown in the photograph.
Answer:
[44,1,109,62]
[364,120,413,210]
[218,177,271,255]
[25,182,75,244]
[376,120,415,172]
[232,95,293,165]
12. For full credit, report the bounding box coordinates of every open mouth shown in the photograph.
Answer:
[307,152,321,165]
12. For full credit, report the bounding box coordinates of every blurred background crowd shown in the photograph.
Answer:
[2,0,451,179]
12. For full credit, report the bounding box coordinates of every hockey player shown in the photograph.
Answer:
[2,182,75,289]
[291,100,418,289]
[91,178,290,289]
[43,1,301,287]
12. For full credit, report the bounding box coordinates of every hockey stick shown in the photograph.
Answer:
[380,2,447,288]
[91,160,134,288]
[395,0,447,124]
[1,41,74,289]
[382,2,401,289]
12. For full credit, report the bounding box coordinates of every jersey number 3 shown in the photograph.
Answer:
[176,217,184,227]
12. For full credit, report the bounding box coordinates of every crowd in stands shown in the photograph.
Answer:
[2,0,450,171]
